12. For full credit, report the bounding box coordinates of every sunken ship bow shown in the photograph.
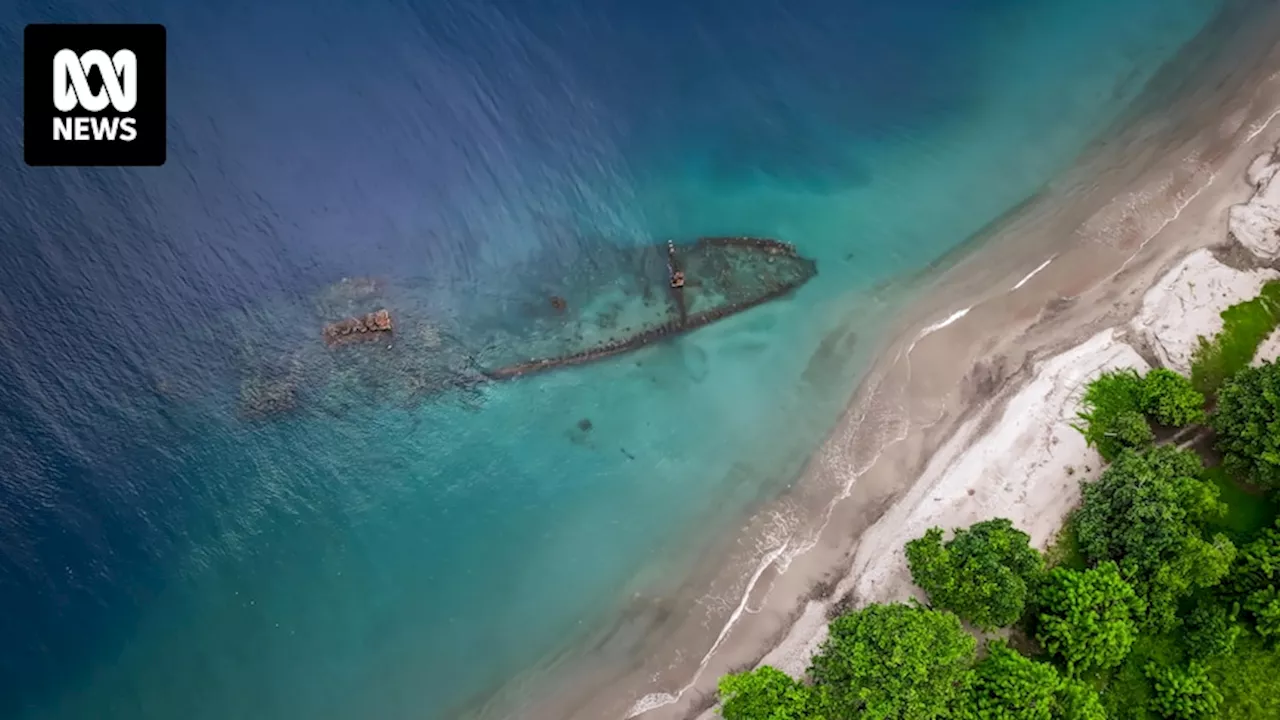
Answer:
[231,236,816,419]
[485,236,817,380]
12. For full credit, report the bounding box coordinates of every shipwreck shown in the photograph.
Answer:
[322,309,394,345]
[484,236,816,379]
[228,236,817,419]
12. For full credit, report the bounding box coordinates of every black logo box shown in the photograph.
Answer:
[24,24,166,167]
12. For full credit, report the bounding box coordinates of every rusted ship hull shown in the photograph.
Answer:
[229,236,816,419]
[323,308,394,345]
[487,237,815,380]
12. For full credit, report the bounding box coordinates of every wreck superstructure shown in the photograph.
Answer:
[229,237,817,420]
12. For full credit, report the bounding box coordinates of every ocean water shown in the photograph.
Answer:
[0,1,1232,718]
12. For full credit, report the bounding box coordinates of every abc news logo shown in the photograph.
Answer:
[54,49,139,142]
[24,24,166,167]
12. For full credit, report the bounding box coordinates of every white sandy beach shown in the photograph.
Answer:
[1254,325,1280,366]
[1130,250,1279,374]
[679,165,1280,720]
[754,237,1280,682]
[759,327,1150,678]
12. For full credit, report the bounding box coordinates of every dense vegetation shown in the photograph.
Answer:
[905,518,1043,630]
[1073,368,1204,461]
[1036,561,1145,675]
[1214,363,1280,490]
[810,603,975,719]
[1073,446,1233,632]
[713,349,1280,719]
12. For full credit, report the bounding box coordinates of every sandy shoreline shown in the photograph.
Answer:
[504,4,1280,719]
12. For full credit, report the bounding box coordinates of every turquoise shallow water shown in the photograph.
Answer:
[0,0,1234,718]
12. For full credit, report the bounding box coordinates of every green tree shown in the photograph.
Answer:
[1146,662,1222,720]
[1140,369,1206,428]
[955,640,1060,720]
[1085,410,1154,464]
[718,666,825,720]
[1244,587,1280,641]
[1224,520,1280,598]
[1036,562,1145,676]
[1054,680,1107,720]
[809,602,974,720]
[905,519,1045,630]
[1074,369,1153,461]
[1212,360,1280,489]
[1073,446,1232,630]
[1220,519,1280,640]
[1183,597,1240,660]
[1144,534,1237,632]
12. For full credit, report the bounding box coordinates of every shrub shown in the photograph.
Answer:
[954,640,1060,720]
[1036,562,1145,675]
[1245,587,1280,642]
[1205,631,1280,719]
[1146,662,1223,720]
[809,603,974,720]
[905,518,1044,630]
[1074,369,1152,461]
[1213,360,1280,489]
[1140,368,1206,427]
[1108,410,1157,458]
[718,666,825,720]
[1183,598,1240,660]
[1056,679,1107,720]
[1223,520,1280,598]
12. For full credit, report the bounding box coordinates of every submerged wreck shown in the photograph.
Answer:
[486,237,816,379]
[322,309,394,345]
[230,237,816,420]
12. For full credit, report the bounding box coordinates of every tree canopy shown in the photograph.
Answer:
[808,602,974,720]
[1146,662,1222,720]
[1244,587,1280,641]
[1074,368,1205,461]
[1074,369,1154,461]
[718,666,826,720]
[1213,360,1280,489]
[1139,368,1206,428]
[954,640,1060,720]
[1224,520,1280,596]
[1055,679,1107,720]
[1223,521,1280,639]
[1183,597,1240,660]
[1073,446,1233,630]
[1035,562,1145,675]
[905,519,1045,630]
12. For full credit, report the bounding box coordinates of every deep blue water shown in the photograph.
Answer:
[0,0,1228,718]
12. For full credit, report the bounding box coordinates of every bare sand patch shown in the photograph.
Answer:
[1252,326,1280,366]
[1131,249,1280,373]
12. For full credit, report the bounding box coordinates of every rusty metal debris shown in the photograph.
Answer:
[322,309,393,345]
[230,236,816,420]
